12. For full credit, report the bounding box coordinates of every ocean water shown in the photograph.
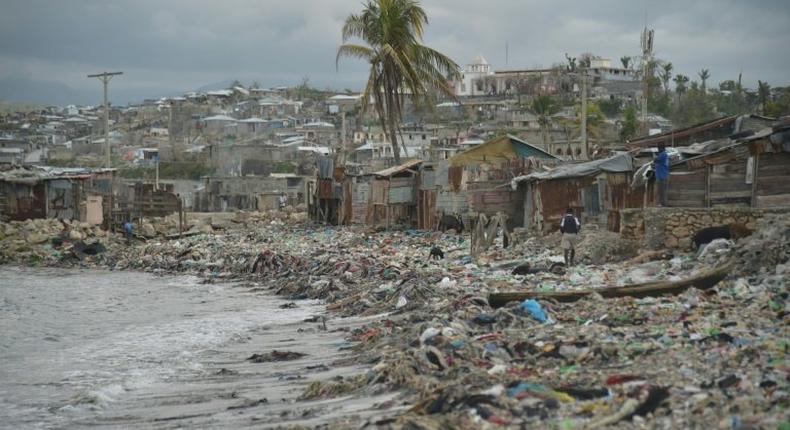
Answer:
[0,266,396,429]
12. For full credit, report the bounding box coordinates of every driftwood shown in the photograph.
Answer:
[623,250,674,266]
[488,261,733,308]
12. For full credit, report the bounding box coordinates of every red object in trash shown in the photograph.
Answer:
[605,374,641,386]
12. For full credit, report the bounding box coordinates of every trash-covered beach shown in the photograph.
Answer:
[1,210,788,429]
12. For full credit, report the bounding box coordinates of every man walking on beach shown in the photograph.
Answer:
[560,208,580,266]
[654,144,670,207]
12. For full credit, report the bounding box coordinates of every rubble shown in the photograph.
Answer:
[0,218,110,265]
[1,210,788,428]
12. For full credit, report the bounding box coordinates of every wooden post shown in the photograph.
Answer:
[43,180,49,219]
[750,154,760,207]
[705,164,712,208]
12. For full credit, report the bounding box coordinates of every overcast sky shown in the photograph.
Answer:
[1,0,788,105]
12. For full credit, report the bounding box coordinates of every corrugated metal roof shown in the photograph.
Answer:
[449,134,558,166]
[373,159,423,177]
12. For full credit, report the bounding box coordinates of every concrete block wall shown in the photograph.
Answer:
[620,207,789,250]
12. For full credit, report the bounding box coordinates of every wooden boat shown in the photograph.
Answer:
[488,260,733,308]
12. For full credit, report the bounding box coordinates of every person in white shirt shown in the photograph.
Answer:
[278,192,288,210]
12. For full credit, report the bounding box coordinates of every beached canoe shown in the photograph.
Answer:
[488,260,733,308]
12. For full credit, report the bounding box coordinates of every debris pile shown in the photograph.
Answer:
[0,218,109,264]
[2,210,788,427]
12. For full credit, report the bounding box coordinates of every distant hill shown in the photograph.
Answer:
[0,77,90,106]
[0,99,46,114]
[195,79,239,92]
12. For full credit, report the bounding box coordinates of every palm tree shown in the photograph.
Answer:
[674,74,690,97]
[337,0,460,164]
[698,68,710,94]
[531,95,559,150]
[758,80,771,114]
[620,56,631,69]
[559,102,604,159]
[659,62,673,95]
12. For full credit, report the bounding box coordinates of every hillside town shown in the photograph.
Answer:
[1,1,789,428]
[2,50,789,229]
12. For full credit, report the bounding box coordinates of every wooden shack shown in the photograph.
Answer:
[667,126,790,208]
[0,166,115,226]
[514,153,640,233]
[370,160,422,228]
[433,134,559,229]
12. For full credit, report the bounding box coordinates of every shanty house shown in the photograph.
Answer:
[664,123,790,208]
[369,160,422,228]
[431,134,559,229]
[513,153,642,233]
[0,166,115,225]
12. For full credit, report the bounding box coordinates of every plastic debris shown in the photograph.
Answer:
[520,299,548,323]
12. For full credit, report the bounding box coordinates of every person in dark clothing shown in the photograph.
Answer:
[653,144,670,206]
[123,221,134,245]
[559,208,580,266]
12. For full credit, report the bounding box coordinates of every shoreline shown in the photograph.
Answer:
[2,217,788,428]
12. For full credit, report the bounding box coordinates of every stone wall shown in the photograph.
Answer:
[620,207,789,250]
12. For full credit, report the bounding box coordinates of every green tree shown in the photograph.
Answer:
[671,82,715,127]
[620,56,631,69]
[531,95,560,148]
[620,105,638,141]
[674,74,690,97]
[598,97,622,118]
[659,62,673,95]
[698,68,710,94]
[337,0,460,164]
[765,86,790,117]
[758,80,771,115]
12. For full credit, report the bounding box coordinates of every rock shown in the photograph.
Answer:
[26,232,49,244]
[141,222,156,237]
[665,236,679,248]
[198,223,213,234]
[68,229,84,241]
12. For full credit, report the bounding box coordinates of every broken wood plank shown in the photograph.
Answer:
[488,261,733,307]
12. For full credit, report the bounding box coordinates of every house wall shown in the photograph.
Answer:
[668,150,790,208]
[351,178,371,225]
[527,176,595,233]
[467,181,524,228]
[756,152,790,207]
[667,169,706,207]
[598,172,655,232]
[0,182,46,221]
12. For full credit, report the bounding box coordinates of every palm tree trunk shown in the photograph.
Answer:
[388,112,401,165]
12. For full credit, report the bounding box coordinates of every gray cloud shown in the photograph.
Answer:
[1,0,788,104]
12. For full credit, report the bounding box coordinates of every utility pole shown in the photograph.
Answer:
[580,70,588,160]
[340,109,347,163]
[87,71,123,168]
[640,25,654,135]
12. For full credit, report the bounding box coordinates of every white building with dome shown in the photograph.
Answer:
[454,54,494,97]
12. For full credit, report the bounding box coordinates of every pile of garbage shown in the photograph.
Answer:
[2,211,787,427]
[133,207,311,239]
[0,218,109,265]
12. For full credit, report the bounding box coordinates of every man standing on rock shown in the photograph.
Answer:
[560,208,580,266]
[654,144,670,207]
